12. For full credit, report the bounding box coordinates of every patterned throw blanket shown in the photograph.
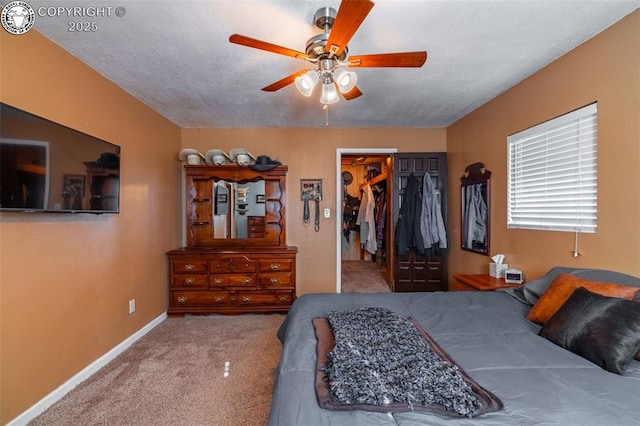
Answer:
[313,307,503,417]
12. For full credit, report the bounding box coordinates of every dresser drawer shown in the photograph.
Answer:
[248,224,265,236]
[171,291,229,306]
[237,291,293,306]
[171,274,207,288]
[209,274,256,287]
[258,259,293,272]
[210,257,256,273]
[172,259,207,273]
[258,272,292,287]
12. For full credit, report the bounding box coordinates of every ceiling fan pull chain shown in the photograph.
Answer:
[324,104,329,127]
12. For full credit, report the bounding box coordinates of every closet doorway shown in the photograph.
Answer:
[336,148,396,293]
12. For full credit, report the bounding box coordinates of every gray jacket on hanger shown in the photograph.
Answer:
[420,172,447,249]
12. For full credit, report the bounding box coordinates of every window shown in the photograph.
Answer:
[507,103,597,233]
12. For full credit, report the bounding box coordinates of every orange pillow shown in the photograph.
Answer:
[527,273,640,325]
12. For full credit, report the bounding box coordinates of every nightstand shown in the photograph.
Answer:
[453,274,521,291]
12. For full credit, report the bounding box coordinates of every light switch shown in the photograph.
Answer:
[323,208,330,218]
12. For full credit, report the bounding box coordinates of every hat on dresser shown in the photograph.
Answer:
[178,148,206,165]
[205,149,230,166]
[229,148,256,166]
[250,155,281,171]
[95,152,120,168]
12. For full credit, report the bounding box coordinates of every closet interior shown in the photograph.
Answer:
[341,154,392,292]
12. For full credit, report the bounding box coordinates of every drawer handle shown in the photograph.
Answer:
[214,278,224,284]
[242,295,252,302]
[270,278,280,284]
[177,296,188,303]
[278,295,288,301]
[214,296,224,302]
[243,277,252,284]
[184,278,195,284]
[184,264,195,271]
[215,264,222,269]
[270,263,280,270]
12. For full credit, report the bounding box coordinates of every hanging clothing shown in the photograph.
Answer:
[374,189,386,243]
[342,189,360,242]
[356,184,377,255]
[420,172,447,249]
[464,184,488,248]
[395,174,424,254]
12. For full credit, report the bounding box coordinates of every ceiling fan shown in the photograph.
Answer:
[229,0,427,105]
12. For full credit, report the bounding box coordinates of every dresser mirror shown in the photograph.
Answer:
[213,180,266,239]
[184,165,287,248]
[460,162,491,255]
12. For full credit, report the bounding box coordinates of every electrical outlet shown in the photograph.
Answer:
[129,299,136,314]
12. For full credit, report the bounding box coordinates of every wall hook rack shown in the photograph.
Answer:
[301,179,323,231]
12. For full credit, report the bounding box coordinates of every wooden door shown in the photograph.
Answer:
[391,153,448,292]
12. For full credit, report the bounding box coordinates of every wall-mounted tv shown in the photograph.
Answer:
[0,102,120,213]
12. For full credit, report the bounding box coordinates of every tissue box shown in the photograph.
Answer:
[489,263,509,278]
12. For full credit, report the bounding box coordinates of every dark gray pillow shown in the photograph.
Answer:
[539,287,640,374]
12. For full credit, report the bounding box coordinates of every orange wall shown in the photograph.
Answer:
[0,31,182,422]
[447,11,640,281]
[181,128,446,294]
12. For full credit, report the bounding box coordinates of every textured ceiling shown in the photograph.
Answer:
[28,0,639,128]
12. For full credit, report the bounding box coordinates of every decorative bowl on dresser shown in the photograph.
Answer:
[167,164,297,316]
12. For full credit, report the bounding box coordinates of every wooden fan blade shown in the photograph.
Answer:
[261,69,310,92]
[325,0,375,57]
[229,34,311,60]
[342,86,363,100]
[348,51,428,68]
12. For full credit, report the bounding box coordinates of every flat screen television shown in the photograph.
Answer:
[0,102,120,213]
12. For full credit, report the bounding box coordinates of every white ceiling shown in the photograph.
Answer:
[29,0,639,128]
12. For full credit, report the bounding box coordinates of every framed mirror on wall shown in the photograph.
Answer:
[461,162,491,255]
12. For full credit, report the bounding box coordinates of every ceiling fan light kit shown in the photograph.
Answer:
[229,0,427,109]
[294,71,319,97]
[320,83,340,105]
[333,67,357,93]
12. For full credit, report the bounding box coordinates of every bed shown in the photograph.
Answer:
[268,267,640,425]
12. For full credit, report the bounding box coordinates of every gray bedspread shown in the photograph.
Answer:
[268,291,640,425]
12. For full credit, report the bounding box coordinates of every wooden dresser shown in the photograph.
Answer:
[168,165,297,316]
[167,246,297,315]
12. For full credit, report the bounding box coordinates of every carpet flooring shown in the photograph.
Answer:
[28,314,285,426]
[341,260,391,293]
[27,263,387,425]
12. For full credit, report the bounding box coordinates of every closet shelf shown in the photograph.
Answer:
[360,172,387,189]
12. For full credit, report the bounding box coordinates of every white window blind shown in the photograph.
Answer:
[507,103,597,233]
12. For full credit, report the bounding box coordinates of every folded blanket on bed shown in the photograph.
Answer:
[313,307,503,417]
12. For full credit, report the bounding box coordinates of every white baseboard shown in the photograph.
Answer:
[7,311,168,426]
